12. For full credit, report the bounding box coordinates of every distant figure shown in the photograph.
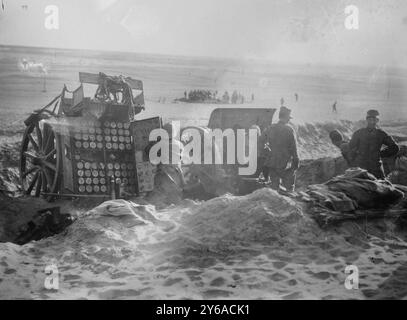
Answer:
[222,91,230,104]
[348,109,399,179]
[251,93,255,102]
[332,101,338,113]
[294,93,298,102]
[280,97,285,107]
[21,58,29,71]
[184,91,187,99]
[231,90,238,104]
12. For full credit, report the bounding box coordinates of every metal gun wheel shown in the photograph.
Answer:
[20,120,62,201]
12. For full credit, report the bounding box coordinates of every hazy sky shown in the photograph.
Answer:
[0,0,407,67]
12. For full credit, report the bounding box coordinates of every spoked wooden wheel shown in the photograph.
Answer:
[20,120,62,201]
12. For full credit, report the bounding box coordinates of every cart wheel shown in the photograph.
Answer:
[20,120,62,201]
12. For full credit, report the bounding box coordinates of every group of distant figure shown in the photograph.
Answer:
[279,93,299,107]
[181,90,255,104]
[279,93,339,114]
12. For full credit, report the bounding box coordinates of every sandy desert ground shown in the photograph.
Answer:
[1,45,407,300]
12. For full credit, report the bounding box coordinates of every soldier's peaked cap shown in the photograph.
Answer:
[279,106,292,119]
[366,109,380,118]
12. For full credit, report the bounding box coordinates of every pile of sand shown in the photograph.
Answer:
[2,188,407,299]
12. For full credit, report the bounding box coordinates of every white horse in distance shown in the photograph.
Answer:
[18,58,48,75]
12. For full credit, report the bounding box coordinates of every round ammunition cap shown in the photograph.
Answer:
[83,142,90,148]
[79,186,86,193]
[86,185,93,193]
[78,178,85,185]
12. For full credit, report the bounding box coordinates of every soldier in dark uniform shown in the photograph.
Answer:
[329,130,352,166]
[348,109,399,179]
[260,107,300,192]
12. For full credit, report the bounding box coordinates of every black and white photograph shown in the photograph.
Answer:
[1,0,407,303]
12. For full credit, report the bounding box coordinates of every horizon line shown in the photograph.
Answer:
[1,43,405,72]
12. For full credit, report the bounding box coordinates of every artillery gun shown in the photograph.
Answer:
[20,71,276,201]
[20,72,160,201]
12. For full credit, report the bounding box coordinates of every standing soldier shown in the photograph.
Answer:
[332,101,338,113]
[348,109,399,179]
[260,107,300,193]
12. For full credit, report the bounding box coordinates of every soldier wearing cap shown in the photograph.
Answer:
[260,106,300,192]
[348,109,399,179]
